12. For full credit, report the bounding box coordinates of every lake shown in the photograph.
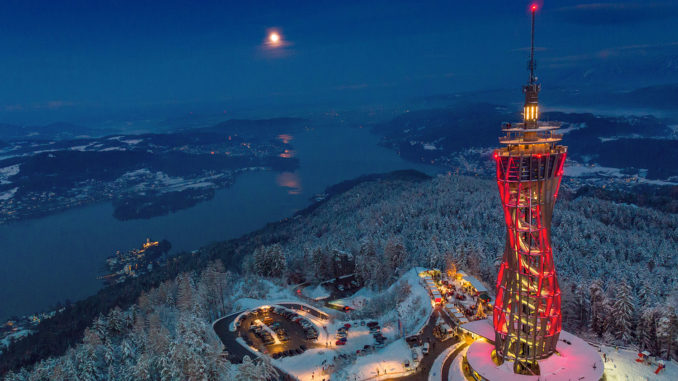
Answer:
[0,125,437,321]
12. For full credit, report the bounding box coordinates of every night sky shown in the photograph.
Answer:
[0,0,676,123]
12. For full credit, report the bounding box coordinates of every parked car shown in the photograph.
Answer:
[335,340,346,346]
[422,342,430,355]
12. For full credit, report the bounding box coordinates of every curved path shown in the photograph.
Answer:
[213,312,252,364]
[440,344,468,381]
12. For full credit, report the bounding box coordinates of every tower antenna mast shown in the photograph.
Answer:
[529,4,537,84]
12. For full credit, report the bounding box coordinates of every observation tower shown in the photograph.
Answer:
[457,6,603,381]
[491,4,566,374]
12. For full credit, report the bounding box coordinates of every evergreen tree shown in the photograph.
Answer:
[637,307,659,354]
[589,279,607,337]
[612,280,635,344]
[657,307,678,360]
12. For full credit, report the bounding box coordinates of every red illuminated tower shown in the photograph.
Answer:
[492,5,567,374]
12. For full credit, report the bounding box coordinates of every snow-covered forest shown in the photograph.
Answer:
[2,172,677,380]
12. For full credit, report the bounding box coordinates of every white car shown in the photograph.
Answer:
[422,342,430,355]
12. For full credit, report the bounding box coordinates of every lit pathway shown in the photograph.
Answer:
[429,342,468,381]
[447,345,469,381]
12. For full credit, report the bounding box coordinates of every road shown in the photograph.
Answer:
[278,302,330,320]
[395,308,461,381]
[213,312,253,364]
[213,304,470,381]
[440,344,468,381]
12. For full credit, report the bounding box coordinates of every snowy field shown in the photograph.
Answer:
[0,187,17,200]
[337,338,414,380]
[602,346,678,381]
[565,161,678,185]
[0,164,20,184]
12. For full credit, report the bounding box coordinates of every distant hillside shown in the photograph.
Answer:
[0,122,99,141]
[198,117,307,136]
[2,170,676,376]
[373,103,678,181]
[0,117,302,223]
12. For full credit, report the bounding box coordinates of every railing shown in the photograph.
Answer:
[499,131,563,144]
[501,121,561,130]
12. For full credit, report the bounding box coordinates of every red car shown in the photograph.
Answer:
[344,323,352,329]
[336,340,346,346]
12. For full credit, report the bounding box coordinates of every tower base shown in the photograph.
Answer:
[462,326,603,381]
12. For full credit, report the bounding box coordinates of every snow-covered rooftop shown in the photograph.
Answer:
[460,318,494,340]
[460,273,488,293]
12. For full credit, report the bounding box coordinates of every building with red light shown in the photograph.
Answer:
[491,5,566,374]
[453,5,603,381]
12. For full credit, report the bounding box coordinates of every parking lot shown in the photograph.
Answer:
[236,306,321,359]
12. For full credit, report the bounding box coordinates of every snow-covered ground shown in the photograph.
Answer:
[447,345,468,381]
[117,169,219,193]
[343,268,433,336]
[337,338,414,380]
[429,342,462,381]
[0,187,18,200]
[303,284,331,300]
[0,329,32,355]
[448,338,678,381]
[227,269,435,381]
[565,161,678,185]
[0,164,20,185]
[558,122,587,134]
[602,346,678,381]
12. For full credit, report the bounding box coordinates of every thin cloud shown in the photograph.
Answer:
[555,2,678,25]
[542,41,678,66]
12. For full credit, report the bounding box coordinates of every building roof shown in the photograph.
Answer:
[460,318,494,340]
[461,273,488,293]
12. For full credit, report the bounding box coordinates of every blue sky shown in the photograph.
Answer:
[0,0,676,124]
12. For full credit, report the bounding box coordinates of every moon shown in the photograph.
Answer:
[269,32,280,44]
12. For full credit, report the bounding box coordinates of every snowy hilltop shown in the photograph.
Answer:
[1,171,676,379]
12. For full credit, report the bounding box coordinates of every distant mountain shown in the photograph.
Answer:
[612,83,678,110]
[197,117,307,136]
[415,82,678,112]
[0,117,301,222]
[373,103,678,182]
[551,54,678,90]
[0,122,99,141]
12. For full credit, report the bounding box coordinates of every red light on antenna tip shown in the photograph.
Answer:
[531,4,537,11]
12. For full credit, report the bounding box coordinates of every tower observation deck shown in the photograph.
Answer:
[492,4,567,375]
